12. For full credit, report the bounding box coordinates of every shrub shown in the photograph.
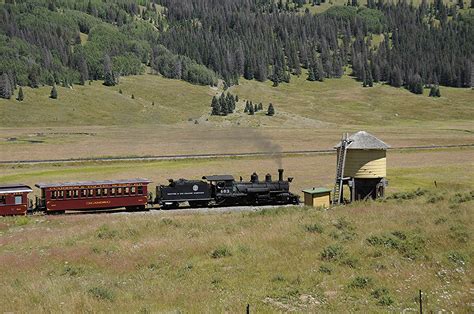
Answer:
[387,188,427,200]
[426,194,444,203]
[96,225,118,239]
[319,264,332,274]
[371,288,394,306]
[62,265,85,277]
[340,257,359,268]
[88,286,115,301]
[272,274,286,282]
[449,191,474,204]
[15,216,30,226]
[331,217,357,241]
[211,246,232,258]
[447,251,467,266]
[366,231,425,260]
[449,224,470,244]
[349,276,373,289]
[304,223,323,234]
[321,244,346,261]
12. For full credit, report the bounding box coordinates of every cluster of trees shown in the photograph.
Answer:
[211,92,237,116]
[0,0,216,93]
[0,0,472,98]
[244,101,263,115]
[244,101,275,116]
[157,0,472,91]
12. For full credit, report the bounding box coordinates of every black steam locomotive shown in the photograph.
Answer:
[155,169,299,208]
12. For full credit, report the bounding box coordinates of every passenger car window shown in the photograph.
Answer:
[137,186,143,195]
[15,196,22,205]
[0,196,6,205]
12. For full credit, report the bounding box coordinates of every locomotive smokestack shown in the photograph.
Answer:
[278,169,284,181]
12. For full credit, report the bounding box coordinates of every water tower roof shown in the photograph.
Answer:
[335,131,390,150]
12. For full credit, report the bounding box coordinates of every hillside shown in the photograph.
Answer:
[0,0,473,99]
[0,72,473,127]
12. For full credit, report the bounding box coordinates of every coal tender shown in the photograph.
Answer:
[155,169,299,208]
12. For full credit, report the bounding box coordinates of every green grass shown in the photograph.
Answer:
[230,72,474,126]
[1,72,472,128]
[0,74,215,127]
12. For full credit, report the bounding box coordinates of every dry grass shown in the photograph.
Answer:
[0,148,472,197]
[0,124,472,161]
[0,185,472,312]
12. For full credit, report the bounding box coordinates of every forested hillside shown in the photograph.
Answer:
[0,0,472,100]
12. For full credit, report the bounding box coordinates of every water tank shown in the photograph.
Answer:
[335,131,389,179]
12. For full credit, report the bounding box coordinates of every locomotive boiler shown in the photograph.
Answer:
[155,169,299,208]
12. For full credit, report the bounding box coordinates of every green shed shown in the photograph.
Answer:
[302,187,331,208]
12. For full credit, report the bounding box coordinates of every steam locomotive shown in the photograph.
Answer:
[156,169,299,208]
[0,169,299,215]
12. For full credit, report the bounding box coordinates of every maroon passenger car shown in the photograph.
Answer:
[0,184,33,216]
[35,179,151,213]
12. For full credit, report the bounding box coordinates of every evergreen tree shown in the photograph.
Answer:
[78,57,89,85]
[50,85,58,99]
[429,85,441,97]
[408,74,423,94]
[390,66,403,88]
[267,103,275,116]
[103,54,116,86]
[211,96,220,115]
[254,103,258,112]
[248,103,254,115]
[17,87,24,101]
[0,73,12,99]
[258,103,263,111]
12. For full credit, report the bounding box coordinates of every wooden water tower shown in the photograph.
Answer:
[332,131,389,205]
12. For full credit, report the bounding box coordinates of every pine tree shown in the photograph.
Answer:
[254,103,258,112]
[258,103,263,111]
[50,85,58,99]
[103,54,116,87]
[211,96,220,115]
[219,95,227,115]
[0,73,12,99]
[131,94,135,99]
[390,66,403,88]
[267,103,275,116]
[429,85,441,97]
[17,87,24,101]
[248,103,254,115]
[408,74,423,94]
[78,57,88,85]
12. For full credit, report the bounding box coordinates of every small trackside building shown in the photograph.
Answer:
[302,187,331,208]
[0,184,33,216]
[35,179,151,213]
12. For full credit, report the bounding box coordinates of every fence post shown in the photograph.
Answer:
[419,290,422,314]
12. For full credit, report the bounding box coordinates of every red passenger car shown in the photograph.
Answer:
[35,179,151,213]
[0,184,33,216]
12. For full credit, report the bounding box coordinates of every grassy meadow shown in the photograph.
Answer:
[0,71,473,312]
[0,178,472,312]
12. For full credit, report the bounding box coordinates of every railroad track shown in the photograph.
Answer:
[1,143,473,165]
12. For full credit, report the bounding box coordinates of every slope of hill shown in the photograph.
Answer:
[0,72,473,128]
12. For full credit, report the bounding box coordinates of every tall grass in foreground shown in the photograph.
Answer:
[0,188,472,312]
